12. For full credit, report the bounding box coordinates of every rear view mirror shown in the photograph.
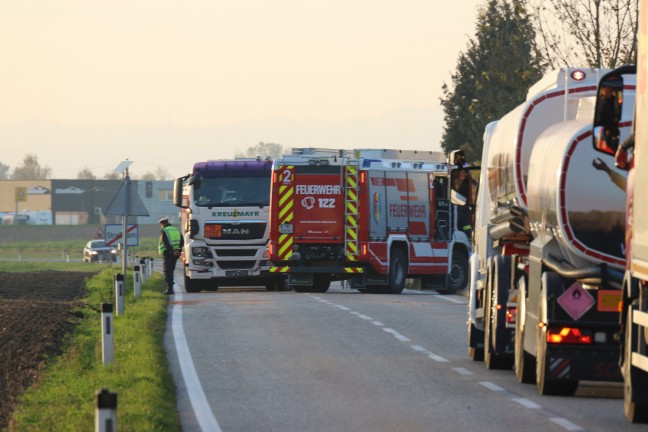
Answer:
[593,65,636,155]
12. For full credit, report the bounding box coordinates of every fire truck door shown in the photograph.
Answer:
[368,170,387,238]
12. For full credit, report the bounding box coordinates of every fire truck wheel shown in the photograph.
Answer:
[439,249,468,294]
[387,248,407,294]
[312,276,331,293]
[624,303,648,423]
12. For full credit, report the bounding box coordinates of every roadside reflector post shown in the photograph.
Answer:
[114,274,124,316]
[139,258,147,284]
[95,388,117,432]
[18,249,22,262]
[133,265,141,297]
[101,303,114,366]
[147,257,153,276]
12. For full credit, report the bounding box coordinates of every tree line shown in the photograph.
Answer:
[0,154,174,181]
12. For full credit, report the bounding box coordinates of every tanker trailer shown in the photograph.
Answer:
[468,68,612,369]
[514,111,634,395]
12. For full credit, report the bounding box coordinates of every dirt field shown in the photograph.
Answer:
[0,271,91,429]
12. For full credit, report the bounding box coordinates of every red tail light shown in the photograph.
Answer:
[547,327,592,344]
[506,307,517,325]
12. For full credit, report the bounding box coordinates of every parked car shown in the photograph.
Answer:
[83,240,117,263]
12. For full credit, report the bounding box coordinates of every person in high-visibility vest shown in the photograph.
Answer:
[158,217,184,295]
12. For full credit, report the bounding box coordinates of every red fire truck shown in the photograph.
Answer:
[268,148,472,294]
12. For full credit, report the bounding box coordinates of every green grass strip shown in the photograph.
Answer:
[7,269,180,431]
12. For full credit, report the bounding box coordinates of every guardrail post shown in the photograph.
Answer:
[18,249,22,261]
[133,265,141,298]
[101,303,114,366]
[95,388,117,432]
[114,274,124,316]
[148,257,154,276]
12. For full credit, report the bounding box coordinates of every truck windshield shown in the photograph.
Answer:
[194,177,270,207]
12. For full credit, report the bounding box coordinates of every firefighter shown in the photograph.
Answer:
[158,217,184,295]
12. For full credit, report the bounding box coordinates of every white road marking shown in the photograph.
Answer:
[435,295,464,304]
[549,417,585,431]
[452,367,474,376]
[383,328,411,342]
[357,314,373,320]
[371,320,384,326]
[479,381,505,392]
[334,305,351,311]
[410,344,449,363]
[171,292,222,432]
[512,398,542,409]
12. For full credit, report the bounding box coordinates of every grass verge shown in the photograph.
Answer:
[6,267,180,432]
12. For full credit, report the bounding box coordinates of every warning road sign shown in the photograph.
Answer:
[94,227,105,240]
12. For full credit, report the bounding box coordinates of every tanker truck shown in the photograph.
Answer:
[468,68,618,369]
[592,63,648,422]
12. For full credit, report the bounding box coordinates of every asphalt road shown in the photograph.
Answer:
[163,277,645,432]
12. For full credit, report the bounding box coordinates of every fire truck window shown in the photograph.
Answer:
[434,177,447,199]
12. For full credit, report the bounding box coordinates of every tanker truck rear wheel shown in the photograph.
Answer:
[484,256,513,370]
[624,304,648,423]
[536,272,578,396]
[514,275,535,384]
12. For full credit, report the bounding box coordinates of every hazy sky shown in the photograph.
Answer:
[1,1,483,179]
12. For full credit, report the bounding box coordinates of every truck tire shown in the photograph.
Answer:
[514,275,535,384]
[184,273,202,293]
[292,276,330,293]
[624,303,648,423]
[536,272,578,396]
[484,256,513,370]
[468,323,484,361]
[438,249,468,294]
[387,248,407,294]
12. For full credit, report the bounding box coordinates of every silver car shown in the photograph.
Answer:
[83,240,117,263]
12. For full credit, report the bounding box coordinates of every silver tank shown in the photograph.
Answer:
[526,119,631,268]
[486,68,610,216]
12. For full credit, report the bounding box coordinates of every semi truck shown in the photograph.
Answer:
[591,8,648,421]
[468,67,636,398]
[468,67,617,368]
[268,148,472,294]
[173,158,284,292]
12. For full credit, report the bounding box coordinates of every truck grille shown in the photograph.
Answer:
[205,222,267,240]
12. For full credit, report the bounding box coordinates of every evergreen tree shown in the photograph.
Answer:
[440,0,544,163]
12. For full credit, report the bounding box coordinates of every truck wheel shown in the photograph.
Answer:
[536,272,578,396]
[184,274,201,293]
[387,248,407,294]
[484,255,513,370]
[312,276,331,293]
[468,323,484,361]
[439,249,469,294]
[514,275,535,384]
[624,304,648,422]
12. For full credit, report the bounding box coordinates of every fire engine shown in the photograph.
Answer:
[268,148,472,294]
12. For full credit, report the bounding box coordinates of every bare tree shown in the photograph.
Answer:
[77,167,96,180]
[12,154,52,180]
[139,172,156,181]
[529,0,639,69]
[154,166,172,180]
[235,142,287,159]
[103,172,121,180]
